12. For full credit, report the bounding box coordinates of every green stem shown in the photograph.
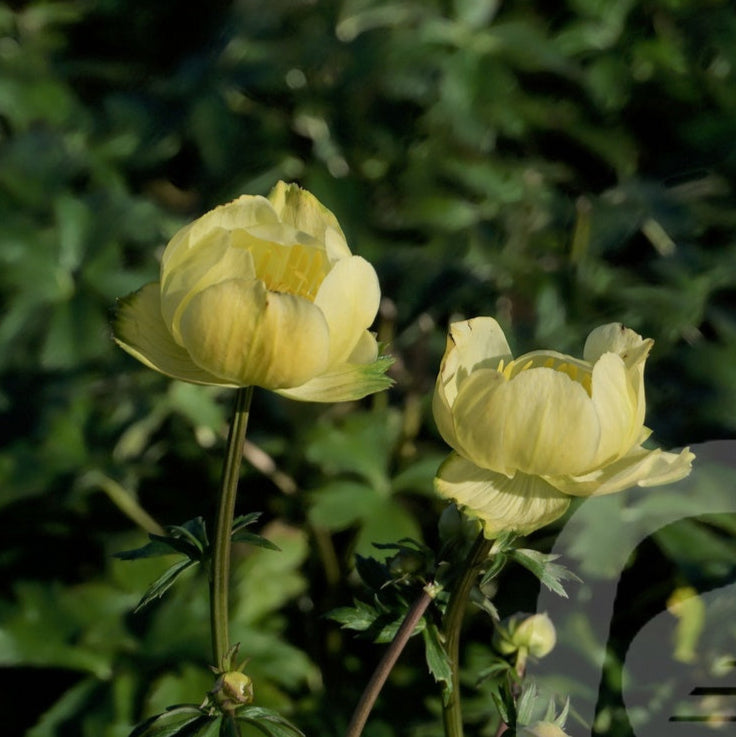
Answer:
[441,533,494,737]
[345,585,436,737]
[210,386,254,667]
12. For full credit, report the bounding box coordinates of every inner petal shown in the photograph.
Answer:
[246,239,328,301]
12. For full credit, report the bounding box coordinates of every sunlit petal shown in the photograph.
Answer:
[434,453,571,537]
[113,283,234,386]
[179,278,330,388]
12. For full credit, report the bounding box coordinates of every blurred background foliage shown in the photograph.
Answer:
[2,0,736,734]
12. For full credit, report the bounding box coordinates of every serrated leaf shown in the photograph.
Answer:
[422,622,452,691]
[134,559,197,612]
[329,600,379,632]
[511,549,581,598]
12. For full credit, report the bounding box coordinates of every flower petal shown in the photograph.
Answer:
[589,352,640,465]
[549,444,695,497]
[162,195,278,276]
[112,283,235,386]
[434,453,571,537]
[161,228,258,344]
[267,181,350,258]
[453,367,601,477]
[433,317,512,455]
[275,355,394,402]
[314,256,381,366]
[583,323,652,368]
[178,278,330,389]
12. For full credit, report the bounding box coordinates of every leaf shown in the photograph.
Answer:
[231,512,263,534]
[128,706,206,737]
[235,706,305,737]
[134,559,198,612]
[422,622,452,691]
[230,530,280,551]
[116,538,191,561]
[329,600,380,632]
[510,549,581,598]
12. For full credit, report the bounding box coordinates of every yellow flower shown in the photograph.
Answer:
[113,182,392,401]
[518,721,571,737]
[433,318,694,536]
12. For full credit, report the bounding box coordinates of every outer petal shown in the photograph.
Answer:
[112,283,235,386]
[453,367,601,477]
[589,352,639,465]
[314,256,381,366]
[162,195,279,275]
[432,317,512,454]
[434,453,571,537]
[267,181,351,260]
[275,354,394,402]
[583,323,652,368]
[161,228,258,344]
[548,444,695,497]
[178,278,330,389]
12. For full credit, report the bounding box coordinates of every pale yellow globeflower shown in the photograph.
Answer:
[113,182,392,401]
[433,318,694,536]
[518,721,571,737]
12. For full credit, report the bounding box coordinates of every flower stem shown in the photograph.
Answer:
[210,386,254,667]
[441,533,494,737]
[344,585,437,737]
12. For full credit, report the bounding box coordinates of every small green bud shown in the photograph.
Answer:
[213,671,254,714]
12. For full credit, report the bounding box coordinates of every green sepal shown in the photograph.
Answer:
[133,558,198,613]
[234,706,305,737]
[510,548,581,598]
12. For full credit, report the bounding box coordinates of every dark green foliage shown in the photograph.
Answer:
[2,0,736,735]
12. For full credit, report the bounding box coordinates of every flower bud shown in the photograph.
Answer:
[213,671,254,714]
[493,613,556,659]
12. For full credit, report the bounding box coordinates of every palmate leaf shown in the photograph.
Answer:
[510,548,581,598]
[118,514,278,611]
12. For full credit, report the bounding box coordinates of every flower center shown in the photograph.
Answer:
[498,353,593,395]
[250,242,328,301]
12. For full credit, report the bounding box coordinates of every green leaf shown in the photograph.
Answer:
[128,706,206,737]
[510,549,581,598]
[134,559,198,612]
[230,529,280,551]
[235,706,305,737]
[116,538,186,561]
[422,622,452,691]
